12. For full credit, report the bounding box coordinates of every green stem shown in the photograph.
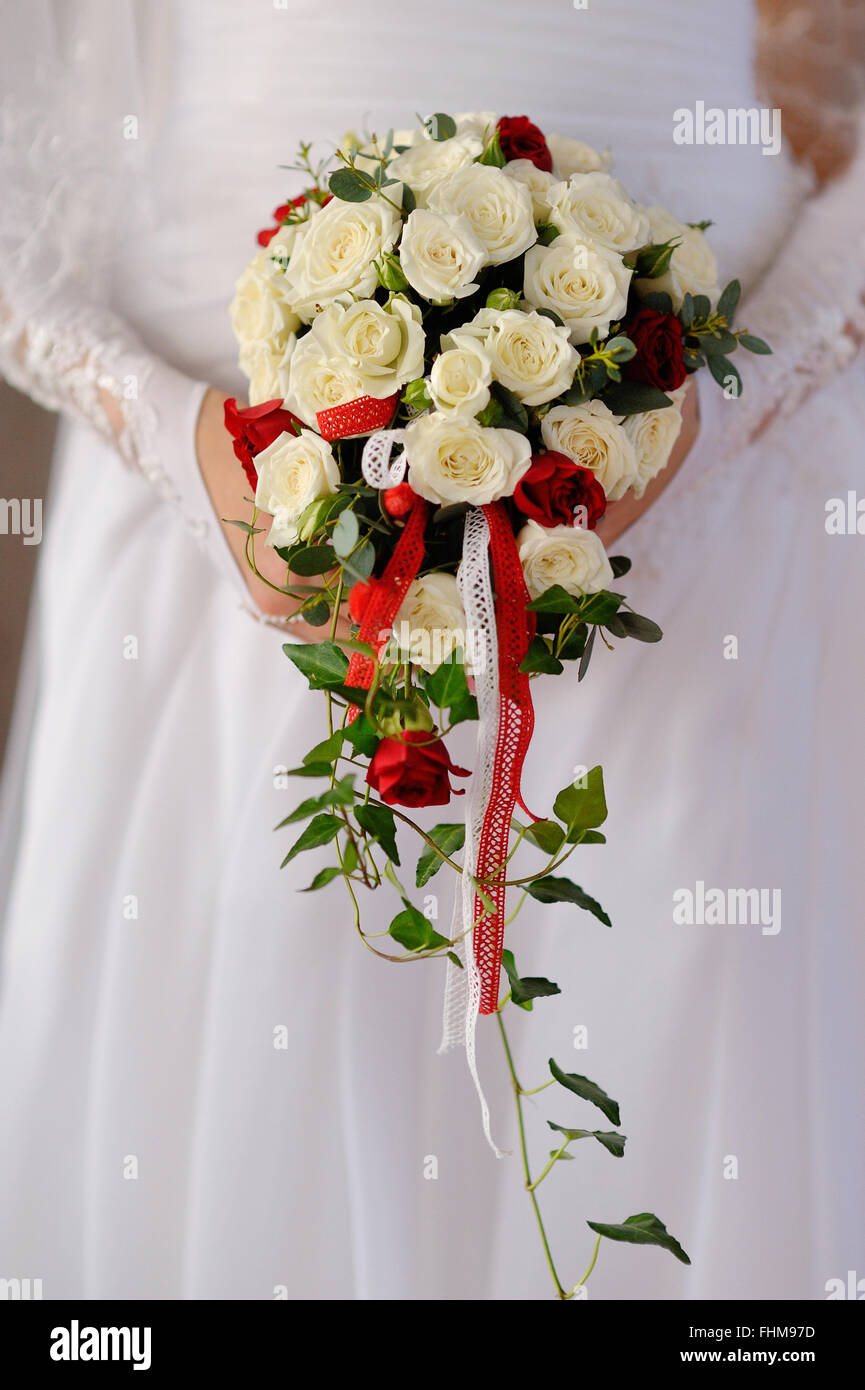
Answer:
[529,1140,570,1192]
[566,1234,602,1298]
[496,1010,566,1300]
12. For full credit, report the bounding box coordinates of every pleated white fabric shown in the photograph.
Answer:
[0,0,863,1300]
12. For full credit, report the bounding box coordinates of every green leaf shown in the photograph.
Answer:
[602,381,672,416]
[355,803,400,865]
[486,286,523,312]
[691,293,711,320]
[401,377,432,412]
[424,651,471,709]
[400,183,417,214]
[280,813,342,868]
[520,819,565,855]
[534,306,567,328]
[617,611,663,642]
[679,293,695,329]
[501,949,561,1010]
[288,545,337,576]
[634,238,680,278]
[331,509,360,558]
[478,129,506,166]
[282,640,350,689]
[526,584,580,615]
[341,714,380,757]
[301,865,344,892]
[341,536,376,584]
[389,903,449,951]
[276,775,355,826]
[416,823,465,887]
[608,555,632,578]
[329,167,373,202]
[579,590,624,626]
[490,382,529,434]
[535,223,561,246]
[299,598,331,627]
[425,112,457,141]
[700,328,738,356]
[716,278,740,326]
[737,332,772,355]
[282,761,334,778]
[224,519,264,536]
[707,353,742,396]
[548,1058,621,1125]
[604,334,637,363]
[638,290,674,315]
[446,950,463,969]
[519,636,564,675]
[553,765,608,838]
[577,624,596,682]
[302,730,344,766]
[547,1121,627,1157]
[526,875,612,927]
[586,1212,691,1265]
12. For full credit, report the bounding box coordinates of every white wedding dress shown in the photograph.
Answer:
[1,0,863,1300]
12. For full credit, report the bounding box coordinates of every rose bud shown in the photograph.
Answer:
[497,115,553,172]
[382,482,416,519]
[623,307,687,393]
[513,451,606,529]
[366,731,470,809]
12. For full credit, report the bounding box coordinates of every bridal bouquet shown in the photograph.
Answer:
[224,111,769,1298]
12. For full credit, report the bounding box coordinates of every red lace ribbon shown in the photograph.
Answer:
[474,502,536,1014]
[345,498,429,716]
[317,392,399,441]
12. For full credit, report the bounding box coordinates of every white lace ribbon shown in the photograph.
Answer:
[361,428,407,489]
[438,507,507,1157]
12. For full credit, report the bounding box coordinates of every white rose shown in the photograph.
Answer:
[542,400,638,501]
[283,331,367,425]
[393,573,472,673]
[307,296,424,397]
[623,400,683,499]
[549,172,649,255]
[546,133,612,178]
[517,519,613,599]
[230,248,301,353]
[429,164,537,266]
[283,196,401,319]
[452,307,578,407]
[404,413,531,505]
[429,342,492,415]
[504,159,558,222]
[386,132,482,207]
[523,234,631,343]
[453,110,499,144]
[399,208,486,303]
[637,205,720,310]
[239,337,297,406]
[254,429,340,548]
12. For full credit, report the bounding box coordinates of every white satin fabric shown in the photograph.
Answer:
[1,0,863,1300]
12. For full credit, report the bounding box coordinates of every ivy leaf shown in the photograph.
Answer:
[303,731,344,766]
[716,278,741,327]
[355,803,400,864]
[519,636,564,675]
[331,509,360,558]
[520,819,565,855]
[424,651,471,709]
[416,823,465,887]
[329,167,372,203]
[548,1058,621,1125]
[578,624,596,682]
[579,591,624,626]
[282,761,334,778]
[552,765,608,839]
[617,611,663,642]
[526,875,612,927]
[526,584,580,615]
[737,333,772,355]
[288,545,337,576]
[280,813,342,868]
[586,1212,691,1265]
[301,865,344,892]
[283,641,349,689]
[602,381,672,416]
[547,1121,627,1157]
[389,902,449,951]
[341,714,380,757]
[276,775,355,827]
[501,948,561,1011]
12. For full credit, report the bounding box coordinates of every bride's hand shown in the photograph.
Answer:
[594,382,700,549]
[195,387,351,641]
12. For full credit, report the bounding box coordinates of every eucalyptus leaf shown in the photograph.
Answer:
[329,167,372,203]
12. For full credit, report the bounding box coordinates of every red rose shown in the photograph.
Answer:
[223,398,303,491]
[513,451,607,529]
[257,191,332,247]
[497,116,553,173]
[366,731,470,809]
[624,308,687,393]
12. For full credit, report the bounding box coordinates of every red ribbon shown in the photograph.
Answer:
[345,498,429,716]
[474,502,536,1015]
[316,392,399,441]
